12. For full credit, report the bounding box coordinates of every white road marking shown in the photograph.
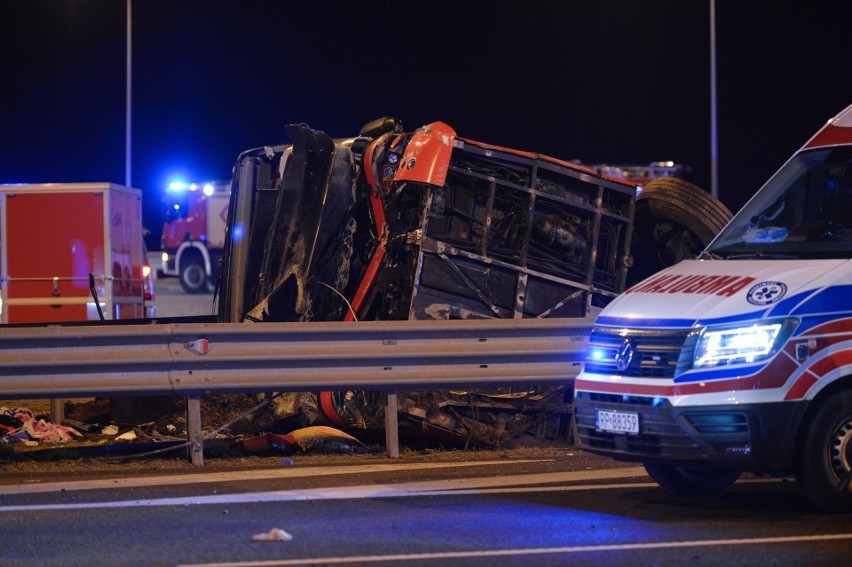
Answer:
[176,534,852,566]
[0,466,650,512]
[0,459,548,495]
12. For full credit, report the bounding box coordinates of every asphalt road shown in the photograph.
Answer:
[0,451,850,566]
[152,276,217,318]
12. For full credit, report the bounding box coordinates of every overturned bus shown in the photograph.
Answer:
[215,117,726,441]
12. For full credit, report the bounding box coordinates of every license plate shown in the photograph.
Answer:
[595,410,639,434]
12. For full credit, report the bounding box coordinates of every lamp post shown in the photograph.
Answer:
[710,0,718,199]
[125,0,132,187]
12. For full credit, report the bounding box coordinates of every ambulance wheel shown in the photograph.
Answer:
[629,177,733,286]
[644,462,741,495]
[797,389,852,512]
[179,256,208,294]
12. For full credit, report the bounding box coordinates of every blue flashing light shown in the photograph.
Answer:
[168,180,187,192]
[589,348,605,360]
[232,222,245,241]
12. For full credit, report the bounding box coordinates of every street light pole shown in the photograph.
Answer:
[125,0,132,188]
[710,0,718,199]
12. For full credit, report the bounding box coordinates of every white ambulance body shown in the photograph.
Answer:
[574,103,852,511]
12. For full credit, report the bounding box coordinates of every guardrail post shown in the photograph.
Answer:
[187,394,204,466]
[385,390,399,458]
[49,398,65,424]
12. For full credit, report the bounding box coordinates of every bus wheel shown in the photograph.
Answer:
[797,389,852,512]
[628,177,733,286]
[180,256,208,294]
[644,462,740,495]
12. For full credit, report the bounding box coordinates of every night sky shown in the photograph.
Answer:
[2,0,850,249]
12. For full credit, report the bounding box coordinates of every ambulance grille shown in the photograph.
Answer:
[583,327,698,378]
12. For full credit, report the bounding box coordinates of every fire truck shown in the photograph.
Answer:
[574,102,852,512]
[160,181,230,293]
[590,161,691,187]
[0,182,154,323]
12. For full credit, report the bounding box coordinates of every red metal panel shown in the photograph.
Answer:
[394,122,456,187]
[5,192,105,323]
[7,304,88,324]
[109,189,143,299]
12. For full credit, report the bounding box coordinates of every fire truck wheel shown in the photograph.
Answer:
[628,177,733,286]
[797,389,852,512]
[179,256,208,294]
[643,462,741,495]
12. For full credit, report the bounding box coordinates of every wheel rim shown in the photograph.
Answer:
[829,415,852,480]
[184,265,205,288]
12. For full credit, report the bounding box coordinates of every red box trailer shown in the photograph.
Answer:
[0,182,152,324]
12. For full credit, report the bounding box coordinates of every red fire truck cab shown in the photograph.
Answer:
[160,181,229,294]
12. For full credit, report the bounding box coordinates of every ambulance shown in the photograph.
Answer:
[573,103,852,511]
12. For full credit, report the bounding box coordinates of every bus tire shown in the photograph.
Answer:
[629,177,733,286]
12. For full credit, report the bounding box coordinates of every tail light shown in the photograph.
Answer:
[142,264,154,301]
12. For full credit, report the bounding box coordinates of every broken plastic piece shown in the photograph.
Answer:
[285,426,369,454]
[237,433,297,454]
[251,528,293,542]
[186,338,210,354]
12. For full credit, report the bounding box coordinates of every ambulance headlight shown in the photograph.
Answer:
[693,318,798,368]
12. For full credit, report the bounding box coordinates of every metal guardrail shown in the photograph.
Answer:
[0,317,593,464]
[0,318,592,398]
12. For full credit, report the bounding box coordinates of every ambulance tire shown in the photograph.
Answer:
[644,462,741,495]
[179,256,208,294]
[629,177,733,286]
[797,389,852,512]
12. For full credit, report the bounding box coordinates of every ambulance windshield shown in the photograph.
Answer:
[708,146,852,258]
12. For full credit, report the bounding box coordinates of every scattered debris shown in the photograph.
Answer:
[238,426,369,455]
[251,528,293,542]
[0,407,82,444]
[2,387,574,457]
[101,424,120,436]
[62,419,99,433]
[237,433,296,454]
[285,426,369,454]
